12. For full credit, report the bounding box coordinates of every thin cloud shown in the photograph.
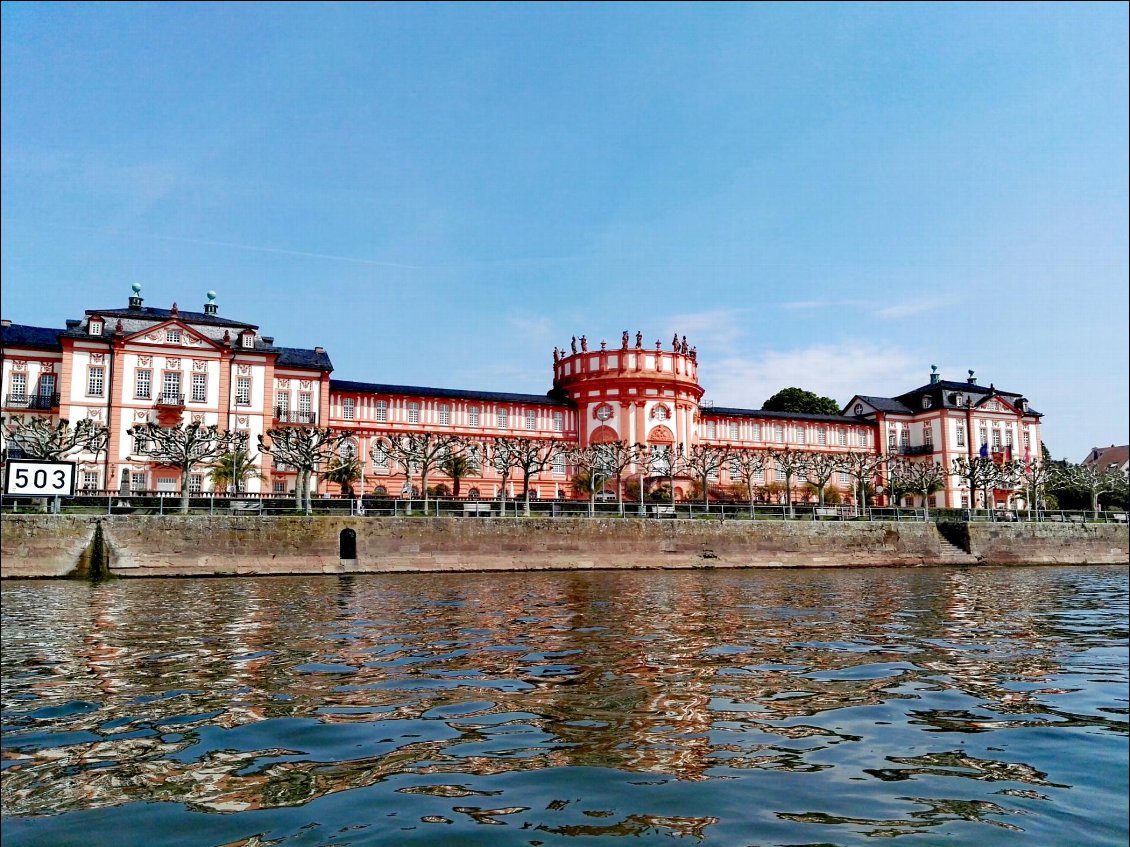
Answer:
[875,298,953,319]
[700,342,929,411]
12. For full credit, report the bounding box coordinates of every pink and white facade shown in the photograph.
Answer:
[2,290,1043,506]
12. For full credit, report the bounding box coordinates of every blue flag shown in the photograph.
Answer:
[979,443,989,458]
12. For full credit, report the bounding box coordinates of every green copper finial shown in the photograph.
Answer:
[206,290,217,303]
[131,282,142,295]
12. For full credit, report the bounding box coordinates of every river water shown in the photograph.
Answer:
[1,566,1126,847]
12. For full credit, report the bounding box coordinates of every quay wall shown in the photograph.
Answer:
[1,515,1126,578]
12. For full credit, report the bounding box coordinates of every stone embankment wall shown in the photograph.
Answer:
[1,515,1126,578]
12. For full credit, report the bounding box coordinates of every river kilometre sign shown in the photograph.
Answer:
[4,460,77,497]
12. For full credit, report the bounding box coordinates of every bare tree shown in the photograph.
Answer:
[593,440,642,514]
[491,437,565,516]
[1015,459,1053,518]
[2,415,109,462]
[1053,463,1126,519]
[768,447,809,513]
[488,437,526,515]
[567,445,605,515]
[376,432,466,512]
[802,451,842,507]
[835,451,887,513]
[728,449,768,517]
[261,426,350,514]
[949,456,1007,513]
[887,459,946,519]
[683,444,733,507]
[132,422,245,513]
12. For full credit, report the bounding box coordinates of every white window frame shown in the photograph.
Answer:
[236,377,251,406]
[191,373,207,403]
[343,398,355,420]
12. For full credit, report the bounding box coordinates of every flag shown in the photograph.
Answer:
[1005,445,1012,462]
[979,443,989,458]
[1023,446,1031,469]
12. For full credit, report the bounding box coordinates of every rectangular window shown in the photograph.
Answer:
[372,445,389,469]
[11,372,27,400]
[88,366,105,397]
[408,402,420,424]
[979,426,988,447]
[888,429,897,449]
[839,471,852,485]
[552,453,566,474]
[82,471,99,490]
[729,422,739,440]
[166,330,181,343]
[837,429,847,447]
[89,320,103,336]
[961,493,970,509]
[439,404,451,426]
[728,458,741,477]
[992,428,1002,449]
[796,427,806,445]
[526,410,537,430]
[188,475,203,493]
[1023,431,1031,449]
[273,481,286,494]
[132,432,148,454]
[343,398,355,420]
[753,467,764,483]
[1005,429,1013,447]
[276,393,289,418]
[468,406,480,427]
[236,377,251,406]
[900,427,909,447]
[923,424,933,446]
[162,371,181,403]
[858,430,868,447]
[131,472,147,491]
[706,421,716,439]
[752,423,761,441]
[553,411,564,433]
[707,466,719,481]
[497,408,508,428]
[298,393,312,421]
[241,333,254,348]
[375,399,387,422]
[774,424,784,443]
[956,423,966,447]
[817,428,827,446]
[191,373,207,403]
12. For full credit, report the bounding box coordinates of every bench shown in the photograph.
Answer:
[1048,514,1065,522]
[111,499,134,514]
[649,505,676,518]
[1112,513,1128,523]
[462,503,492,517]
[814,507,841,519]
[230,500,262,514]
[1068,514,1086,523]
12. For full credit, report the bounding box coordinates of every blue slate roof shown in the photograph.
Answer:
[0,323,64,350]
[83,306,255,329]
[275,346,333,371]
[331,379,573,407]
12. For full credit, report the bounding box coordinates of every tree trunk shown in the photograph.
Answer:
[180,466,192,514]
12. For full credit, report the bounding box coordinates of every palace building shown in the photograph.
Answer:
[1,287,1043,509]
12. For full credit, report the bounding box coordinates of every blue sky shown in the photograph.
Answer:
[2,2,1126,461]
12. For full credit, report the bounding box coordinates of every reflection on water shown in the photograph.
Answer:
[1,566,1126,847]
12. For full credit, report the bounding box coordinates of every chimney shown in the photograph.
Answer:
[66,319,81,329]
[929,364,939,385]
[1,318,10,328]
[203,290,218,316]
[967,369,977,385]
[128,282,144,310]
[314,346,325,354]
[262,336,274,346]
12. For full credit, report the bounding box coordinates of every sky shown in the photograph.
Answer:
[2,2,1126,461]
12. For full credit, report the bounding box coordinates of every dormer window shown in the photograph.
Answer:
[166,329,181,343]
[89,319,103,336]
[241,333,254,348]
[922,396,932,410]
[1019,399,1028,412]
[950,393,964,406]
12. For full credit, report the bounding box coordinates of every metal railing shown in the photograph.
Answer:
[155,393,185,407]
[274,408,317,424]
[2,492,1124,524]
[5,393,60,409]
